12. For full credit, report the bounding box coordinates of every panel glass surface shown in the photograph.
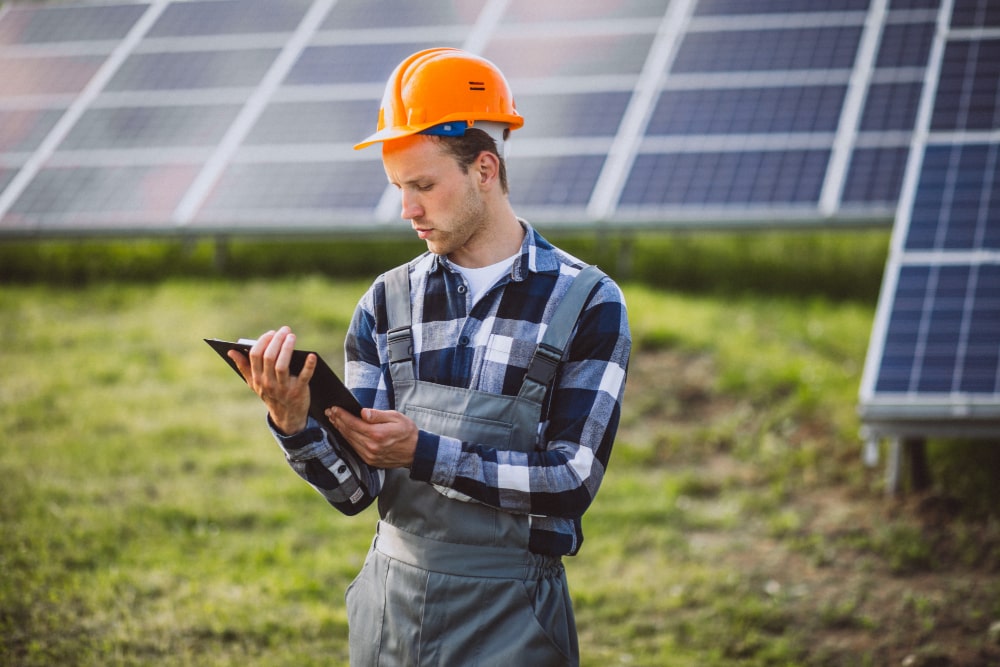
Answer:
[860,82,923,131]
[285,42,447,86]
[507,155,606,208]
[0,54,106,96]
[485,33,654,79]
[905,143,1000,251]
[876,22,936,68]
[842,146,910,204]
[648,86,846,135]
[106,49,280,91]
[0,3,146,45]
[514,92,630,139]
[8,164,199,221]
[931,39,1000,132]
[322,0,483,29]
[245,100,376,145]
[60,105,242,149]
[695,0,869,14]
[148,0,312,37]
[0,108,65,153]
[621,150,829,206]
[950,0,1000,28]
[672,27,863,73]
[876,264,1000,394]
[502,0,670,22]
[201,161,389,213]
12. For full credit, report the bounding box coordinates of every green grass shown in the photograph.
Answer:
[2,275,998,666]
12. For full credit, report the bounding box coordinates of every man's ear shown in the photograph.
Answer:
[476,151,500,188]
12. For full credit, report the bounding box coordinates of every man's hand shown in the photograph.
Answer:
[227,326,316,435]
[326,406,418,468]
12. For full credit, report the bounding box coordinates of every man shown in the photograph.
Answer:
[230,47,630,666]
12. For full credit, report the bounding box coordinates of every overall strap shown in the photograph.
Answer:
[384,264,416,385]
[519,265,606,400]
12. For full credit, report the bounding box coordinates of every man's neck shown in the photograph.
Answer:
[449,212,524,268]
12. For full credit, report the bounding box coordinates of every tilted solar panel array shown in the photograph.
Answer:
[0,0,941,235]
[859,0,1000,439]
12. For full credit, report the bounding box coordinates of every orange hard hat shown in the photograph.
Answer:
[354,47,523,150]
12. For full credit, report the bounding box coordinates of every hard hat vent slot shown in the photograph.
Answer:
[469,80,485,91]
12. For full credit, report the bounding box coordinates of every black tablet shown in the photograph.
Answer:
[205,338,363,420]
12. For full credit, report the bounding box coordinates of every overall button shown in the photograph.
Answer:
[459,335,470,346]
[457,285,468,294]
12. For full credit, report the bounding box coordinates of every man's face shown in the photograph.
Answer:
[382,135,488,260]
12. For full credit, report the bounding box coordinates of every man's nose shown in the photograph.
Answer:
[400,191,422,220]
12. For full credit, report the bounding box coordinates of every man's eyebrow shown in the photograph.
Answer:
[393,175,432,187]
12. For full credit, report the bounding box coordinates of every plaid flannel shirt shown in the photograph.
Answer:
[271,221,631,556]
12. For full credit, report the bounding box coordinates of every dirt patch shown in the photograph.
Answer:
[620,348,1000,666]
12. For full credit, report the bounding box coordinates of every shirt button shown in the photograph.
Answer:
[457,285,468,294]
[459,335,470,346]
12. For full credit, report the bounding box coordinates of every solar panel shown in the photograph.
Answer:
[859,0,1000,440]
[0,0,952,234]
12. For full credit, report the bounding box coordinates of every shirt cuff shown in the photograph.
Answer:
[409,429,439,481]
[268,414,326,453]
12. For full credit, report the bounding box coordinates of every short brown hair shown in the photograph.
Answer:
[435,128,509,194]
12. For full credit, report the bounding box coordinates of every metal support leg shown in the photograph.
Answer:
[885,437,930,496]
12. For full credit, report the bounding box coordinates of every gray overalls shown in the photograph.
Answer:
[345,264,605,667]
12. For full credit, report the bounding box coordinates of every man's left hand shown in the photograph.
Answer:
[326,407,418,468]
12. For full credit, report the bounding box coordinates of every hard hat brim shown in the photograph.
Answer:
[353,125,426,150]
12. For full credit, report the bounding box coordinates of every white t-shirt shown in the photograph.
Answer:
[453,253,518,305]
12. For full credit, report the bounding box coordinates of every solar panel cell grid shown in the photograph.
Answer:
[148,0,313,37]
[0,108,64,153]
[9,164,198,219]
[285,42,447,86]
[106,49,280,91]
[647,86,846,135]
[60,105,243,150]
[514,92,631,138]
[0,3,146,45]
[322,0,481,29]
[695,0,869,14]
[906,143,1000,251]
[932,40,1000,132]
[485,33,654,79]
[950,0,1000,28]
[621,150,829,206]
[860,82,923,131]
[508,155,605,208]
[244,100,376,145]
[888,0,940,9]
[0,54,106,96]
[502,0,670,23]
[672,27,863,73]
[842,146,910,203]
[203,161,389,213]
[876,21,936,69]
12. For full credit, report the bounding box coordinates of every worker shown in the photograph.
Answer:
[230,47,631,666]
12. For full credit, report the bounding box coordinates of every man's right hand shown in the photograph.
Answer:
[227,325,317,435]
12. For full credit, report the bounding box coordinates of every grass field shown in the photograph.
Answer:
[2,275,998,666]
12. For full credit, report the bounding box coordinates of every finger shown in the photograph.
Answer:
[227,349,251,382]
[248,330,275,383]
[262,326,291,384]
[275,329,297,380]
[296,352,317,385]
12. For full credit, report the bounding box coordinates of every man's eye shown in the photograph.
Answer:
[416,183,433,192]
